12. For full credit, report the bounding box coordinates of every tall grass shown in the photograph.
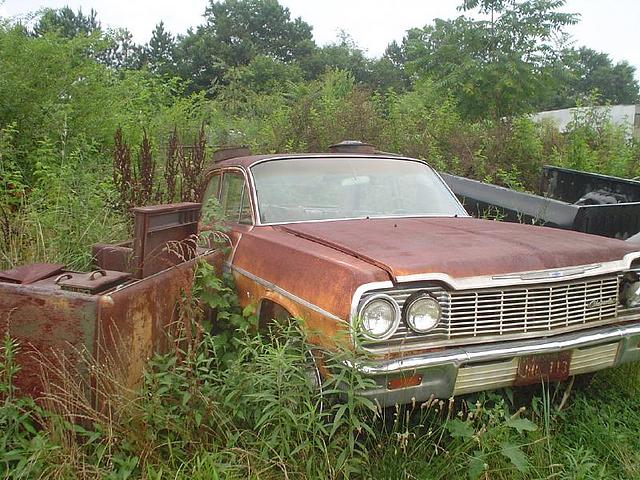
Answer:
[5,264,640,479]
[0,133,127,271]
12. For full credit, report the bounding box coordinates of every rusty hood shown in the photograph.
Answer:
[280,217,640,282]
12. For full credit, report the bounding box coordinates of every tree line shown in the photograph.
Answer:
[22,0,640,119]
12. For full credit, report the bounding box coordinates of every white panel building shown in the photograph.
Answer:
[532,104,640,139]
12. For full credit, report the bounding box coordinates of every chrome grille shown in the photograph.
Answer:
[360,274,620,353]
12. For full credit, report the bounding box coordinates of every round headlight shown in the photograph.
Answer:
[622,278,640,308]
[359,295,400,340]
[405,293,441,333]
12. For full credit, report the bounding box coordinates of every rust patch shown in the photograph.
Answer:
[96,252,220,394]
[281,217,640,281]
[0,263,64,284]
[0,283,97,399]
[131,202,201,278]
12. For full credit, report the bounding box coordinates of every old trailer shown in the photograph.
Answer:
[0,203,220,403]
[442,166,640,240]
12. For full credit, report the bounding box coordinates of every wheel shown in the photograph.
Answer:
[303,348,326,412]
[258,301,326,410]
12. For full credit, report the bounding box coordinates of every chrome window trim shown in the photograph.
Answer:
[202,171,222,202]
[213,167,257,226]
[246,154,470,226]
[258,214,466,227]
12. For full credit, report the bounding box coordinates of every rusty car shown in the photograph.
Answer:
[3,140,640,408]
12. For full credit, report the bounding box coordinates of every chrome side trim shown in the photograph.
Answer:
[351,321,640,375]
[394,251,640,289]
[228,263,344,323]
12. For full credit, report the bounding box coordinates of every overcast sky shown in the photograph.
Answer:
[2,0,639,80]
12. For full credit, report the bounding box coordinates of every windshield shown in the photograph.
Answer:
[250,157,467,224]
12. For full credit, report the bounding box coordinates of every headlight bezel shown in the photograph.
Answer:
[358,293,401,340]
[403,292,442,333]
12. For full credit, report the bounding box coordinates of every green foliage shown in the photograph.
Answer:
[193,259,258,363]
[0,335,52,478]
[4,266,640,478]
[31,6,101,38]
[402,0,578,118]
[3,3,640,478]
[223,55,304,96]
[550,104,639,178]
[2,8,639,270]
[203,0,314,66]
[547,47,640,109]
[145,21,177,77]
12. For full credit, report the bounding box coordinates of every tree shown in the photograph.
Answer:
[174,26,227,94]
[401,0,578,118]
[145,21,177,77]
[32,6,101,38]
[564,47,639,106]
[299,33,407,92]
[299,33,370,82]
[99,28,145,70]
[31,7,143,71]
[202,0,314,66]
[225,55,304,94]
[173,0,315,95]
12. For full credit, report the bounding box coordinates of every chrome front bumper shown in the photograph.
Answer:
[350,321,640,407]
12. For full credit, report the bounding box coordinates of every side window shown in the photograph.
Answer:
[202,173,221,204]
[220,171,253,224]
[239,186,252,224]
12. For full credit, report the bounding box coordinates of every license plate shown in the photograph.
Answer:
[514,351,572,386]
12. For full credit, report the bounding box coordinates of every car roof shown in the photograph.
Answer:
[212,152,409,170]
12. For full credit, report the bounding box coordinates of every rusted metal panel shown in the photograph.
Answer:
[55,270,131,294]
[231,226,388,321]
[213,146,251,163]
[0,282,98,399]
[131,203,201,278]
[0,199,221,404]
[0,263,64,284]
[0,251,223,402]
[232,271,351,349]
[96,252,220,392]
[280,217,640,281]
[91,242,134,273]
